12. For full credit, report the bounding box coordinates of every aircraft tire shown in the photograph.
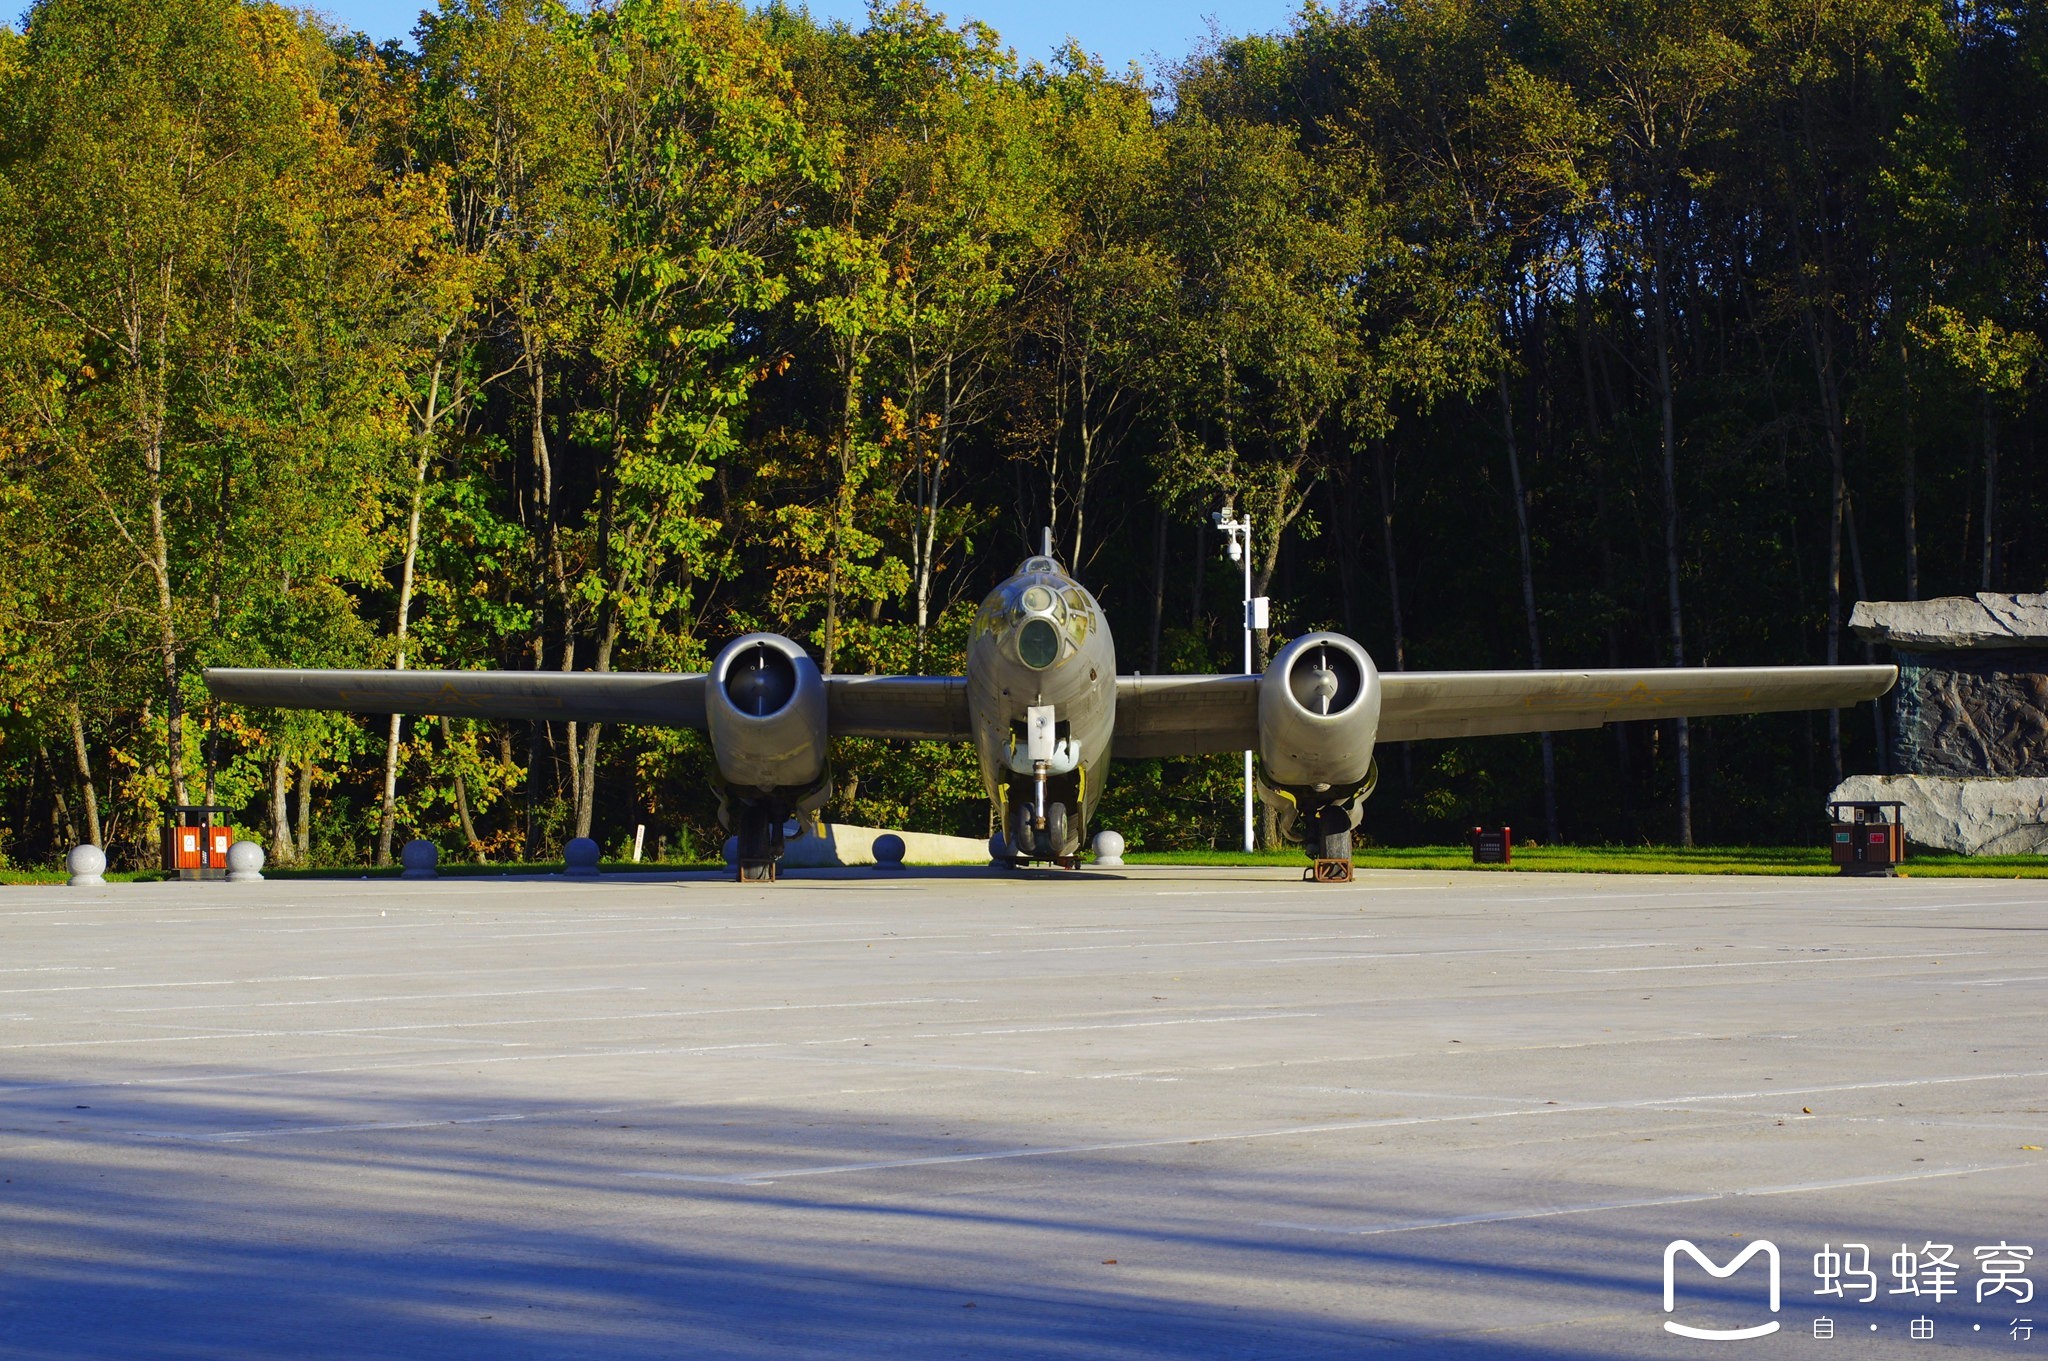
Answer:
[736,803,782,881]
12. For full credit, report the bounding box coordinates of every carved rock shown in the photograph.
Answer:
[1892,650,2048,777]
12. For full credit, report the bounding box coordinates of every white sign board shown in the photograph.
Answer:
[1026,704,1056,763]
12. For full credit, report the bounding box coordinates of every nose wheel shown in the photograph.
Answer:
[1006,798,1070,863]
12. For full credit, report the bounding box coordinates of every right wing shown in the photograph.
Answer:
[202,668,709,728]
[202,666,973,739]
[823,676,971,740]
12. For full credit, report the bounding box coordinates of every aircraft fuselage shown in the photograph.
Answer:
[965,554,1115,862]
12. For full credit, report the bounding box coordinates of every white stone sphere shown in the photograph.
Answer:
[564,836,602,876]
[400,839,439,879]
[872,833,906,869]
[1092,830,1125,867]
[225,840,266,882]
[66,844,106,886]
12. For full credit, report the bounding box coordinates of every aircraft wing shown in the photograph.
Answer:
[1378,664,1897,741]
[823,676,971,739]
[203,668,711,727]
[203,667,973,739]
[1112,675,1260,757]
[1111,664,1896,754]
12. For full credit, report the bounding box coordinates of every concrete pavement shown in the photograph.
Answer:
[2,865,2044,1357]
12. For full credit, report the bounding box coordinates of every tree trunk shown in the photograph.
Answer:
[1901,342,1919,600]
[1147,507,1167,673]
[822,358,859,676]
[1980,395,1998,589]
[68,702,102,848]
[1497,370,1559,844]
[1803,306,1848,788]
[295,761,312,864]
[1845,492,1887,773]
[41,744,79,849]
[1648,231,1692,847]
[377,363,442,867]
[270,751,294,866]
[1372,440,1407,674]
[1372,438,1412,794]
[441,717,482,857]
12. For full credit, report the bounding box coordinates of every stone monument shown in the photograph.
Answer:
[1831,591,2048,854]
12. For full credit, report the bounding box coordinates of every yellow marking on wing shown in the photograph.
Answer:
[1518,682,1757,714]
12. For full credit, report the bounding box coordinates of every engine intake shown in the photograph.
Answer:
[705,633,829,798]
[1257,632,1381,791]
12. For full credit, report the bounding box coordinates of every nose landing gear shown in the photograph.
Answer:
[1006,796,1070,865]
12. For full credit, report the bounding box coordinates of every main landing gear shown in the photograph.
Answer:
[1303,813,1355,885]
[735,802,784,882]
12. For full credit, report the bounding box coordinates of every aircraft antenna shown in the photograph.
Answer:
[1042,526,1053,559]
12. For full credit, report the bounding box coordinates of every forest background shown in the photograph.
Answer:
[2,0,2043,870]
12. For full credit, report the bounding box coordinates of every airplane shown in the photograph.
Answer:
[204,534,1896,881]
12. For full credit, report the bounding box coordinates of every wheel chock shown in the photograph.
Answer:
[1306,858,1354,884]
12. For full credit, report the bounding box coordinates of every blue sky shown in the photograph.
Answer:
[306,0,1304,78]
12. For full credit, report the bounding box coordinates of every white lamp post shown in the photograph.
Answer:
[1212,502,1265,854]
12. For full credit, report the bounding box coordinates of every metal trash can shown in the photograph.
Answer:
[1827,800,1905,876]
[162,805,233,881]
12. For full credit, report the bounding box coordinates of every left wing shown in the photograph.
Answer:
[1112,664,1897,755]
[1377,664,1896,741]
[1112,675,1258,757]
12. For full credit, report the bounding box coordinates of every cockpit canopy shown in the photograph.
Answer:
[974,559,1100,671]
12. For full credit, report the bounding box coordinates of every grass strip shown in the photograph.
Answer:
[1125,845,2048,877]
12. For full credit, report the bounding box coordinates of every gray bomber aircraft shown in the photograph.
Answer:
[205,540,1896,880]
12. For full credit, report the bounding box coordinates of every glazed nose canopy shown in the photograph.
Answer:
[1288,642,1363,715]
[724,641,797,717]
[1018,617,1061,669]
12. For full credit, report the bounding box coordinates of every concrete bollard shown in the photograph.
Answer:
[66,844,106,887]
[872,833,906,871]
[564,837,601,877]
[400,839,438,880]
[1091,830,1125,868]
[226,840,266,882]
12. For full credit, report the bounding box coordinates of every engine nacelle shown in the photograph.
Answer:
[1258,631,1381,789]
[705,632,830,802]
[1257,632,1381,848]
